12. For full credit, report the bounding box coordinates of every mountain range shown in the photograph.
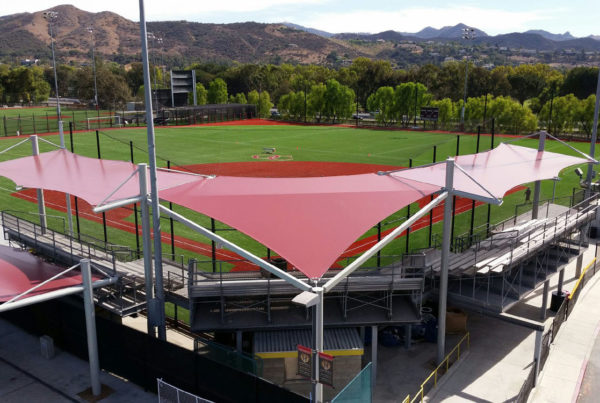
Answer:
[1,5,599,66]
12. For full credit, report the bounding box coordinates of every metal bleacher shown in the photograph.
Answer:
[405,196,599,312]
[188,263,425,332]
[1,211,186,316]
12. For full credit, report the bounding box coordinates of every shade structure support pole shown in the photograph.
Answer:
[139,0,166,341]
[138,164,156,337]
[159,205,311,291]
[437,158,455,365]
[30,135,47,231]
[323,192,448,292]
[532,131,547,219]
[80,259,101,397]
[311,287,324,403]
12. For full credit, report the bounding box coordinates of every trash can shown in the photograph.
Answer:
[550,290,569,311]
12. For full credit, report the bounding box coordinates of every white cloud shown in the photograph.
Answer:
[302,6,552,35]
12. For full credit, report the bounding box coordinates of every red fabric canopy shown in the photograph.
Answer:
[392,144,589,200]
[160,174,440,278]
[0,144,590,280]
[0,245,99,302]
[0,149,199,206]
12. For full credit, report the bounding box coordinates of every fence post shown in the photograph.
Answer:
[3,115,7,136]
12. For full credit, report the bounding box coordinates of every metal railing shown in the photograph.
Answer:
[157,378,214,403]
[1,211,136,275]
[405,332,471,403]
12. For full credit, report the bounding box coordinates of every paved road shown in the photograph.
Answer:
[576,325,600,403]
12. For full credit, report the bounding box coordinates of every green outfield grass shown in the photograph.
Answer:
[0,124,595,271]
[1,106,120,136]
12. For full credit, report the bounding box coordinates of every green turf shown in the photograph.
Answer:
[0,124,595,271]
[1,107,125,137]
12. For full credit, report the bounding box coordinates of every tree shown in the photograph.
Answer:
[575,95,597,137]
[322,79,354,123]
[207,78,228,104]
[247,90,259,107]
[488,96,537,134]
[233,92,247,104]
[367,86,395,125]
[188,83,207,105]
[247,89,272,117]
[5,66,50,104]
[258,91,273,118]
[350,58,395,107]
[430,98,455,129]
[308,83,327,122]
[507,64,553,104]
[561,67,598,99]
[540,94,579,135]
[278,91,305,120]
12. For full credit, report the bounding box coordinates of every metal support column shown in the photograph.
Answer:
[236,330,243,352]
[80,259,101,397]
[541,280,549,320]
[532,131,547,219]
[371,325,378,395]
[576,254,584,278]
[557,269,564,294]
[30,135,47,231]
[139,0,166,340]
[138,164,155,336]
[311,287,324,403]
[437,157,455,365]
[404,324,412,349]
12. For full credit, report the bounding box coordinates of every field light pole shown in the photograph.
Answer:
[584,67,600,198]
[87,27,100,112]
[139,0,167,340]
[460,27,475,131]
[44,11,73,235]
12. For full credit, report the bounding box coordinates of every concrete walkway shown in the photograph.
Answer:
[529,255,600,402]
[422,243,599,402]
[0,318,155,402]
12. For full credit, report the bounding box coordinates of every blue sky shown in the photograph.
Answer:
[5,1,600,37]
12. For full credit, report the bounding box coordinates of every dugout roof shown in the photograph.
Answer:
[0,144,590,279]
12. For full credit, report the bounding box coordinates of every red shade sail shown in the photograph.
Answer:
[160,174,440,278]
[0,143,590,280]
[0,245,99,302]
[0,149,199,206]
[392,144,589,201]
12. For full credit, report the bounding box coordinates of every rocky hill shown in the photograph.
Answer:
[0,4,363,64]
